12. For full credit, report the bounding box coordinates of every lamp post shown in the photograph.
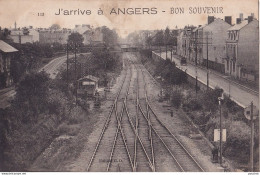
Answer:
[218,91,224,165]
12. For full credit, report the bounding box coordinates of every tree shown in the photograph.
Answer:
[101,26,118,46]
[68,32,84,46]
[154,30,164,55]
[154,30,164,46]
[146,36,152,49]
[164,27,170,45]
[92,48,117,71]
[50,24,61,30]
[12,71,51,122]
[0,27,12,43]
[22,27,29,35]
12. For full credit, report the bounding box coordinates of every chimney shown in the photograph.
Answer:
[208,16,215,24]
[239,13,244,21]
[251,13,254,18]
[248,16,253,23]
[225,16,232,25]
[14,21,17,30]
[236,18,241,24]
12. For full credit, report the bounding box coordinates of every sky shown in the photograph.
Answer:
[0,0,258,38]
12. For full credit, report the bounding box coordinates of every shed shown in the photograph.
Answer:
[77,75,99,97]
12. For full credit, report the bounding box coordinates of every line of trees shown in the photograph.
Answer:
[126,27,178,49]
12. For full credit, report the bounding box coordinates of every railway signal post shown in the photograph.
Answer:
[244,102,259,171]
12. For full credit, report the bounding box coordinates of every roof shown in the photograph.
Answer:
[78,75,99,82]
[227,19,258,31]
[73,25,91,35]
[10,30,23,35]
[0,40,18,53]
[228,20,248,31]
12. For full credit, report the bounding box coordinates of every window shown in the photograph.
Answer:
[223,46,225,50]
[227,60,229,70]
[233,61,235,72]
[214,47,216,50]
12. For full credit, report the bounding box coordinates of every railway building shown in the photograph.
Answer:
[77,75,99,97]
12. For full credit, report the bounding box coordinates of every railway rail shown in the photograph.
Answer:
[138,60,204,172]
[86,53,205,172]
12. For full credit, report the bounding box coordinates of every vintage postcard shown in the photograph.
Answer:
[0,0,259,173]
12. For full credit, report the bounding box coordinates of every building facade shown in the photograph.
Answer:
[200,17,231,73]
[10,27,39,44]
[225,14,259,82]
[0,40,18,87]
[39,28,71,44]
[38,25,103,45]
[177,16,231,73]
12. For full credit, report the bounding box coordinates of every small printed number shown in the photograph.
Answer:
[38,13,44,16]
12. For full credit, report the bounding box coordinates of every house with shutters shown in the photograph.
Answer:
[225,14,259,82]
[190,16,231,73]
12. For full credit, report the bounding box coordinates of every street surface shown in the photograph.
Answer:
[39,54,69,79]
[0,54,74,109]
[159,52,259,108]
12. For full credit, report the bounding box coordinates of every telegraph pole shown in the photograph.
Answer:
[206,33,209,90]
[74,43,77,105]
[193,31,212,94]
[171,47,173,61]
[195,33,198,96]
[66,43,69,88]
[166,44,168,59]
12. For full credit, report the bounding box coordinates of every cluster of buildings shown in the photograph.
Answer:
[8,23,104,45]
[177,13,259,82]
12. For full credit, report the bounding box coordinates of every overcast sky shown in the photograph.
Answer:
[0,0,258,38]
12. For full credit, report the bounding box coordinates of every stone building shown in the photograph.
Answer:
[225,14,259,82]
[10,26,39,44]
[0,40,18,87]
[39,28,71,44]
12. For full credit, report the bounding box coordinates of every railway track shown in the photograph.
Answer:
[137,59,205,172]
[86,53,205,172]
[87,56,154,172]
[86,59,131,171]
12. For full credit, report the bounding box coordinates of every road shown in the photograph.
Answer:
[0,53,74,109]
[158,52,259,108]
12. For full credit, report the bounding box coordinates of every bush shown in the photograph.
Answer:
[200,87,223,112]
[193,111,211,131]
[171,90,182,108]
[183,98,202,111]
[223,96,242,114]
[139,49,152,60]
[224,121,250,161]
